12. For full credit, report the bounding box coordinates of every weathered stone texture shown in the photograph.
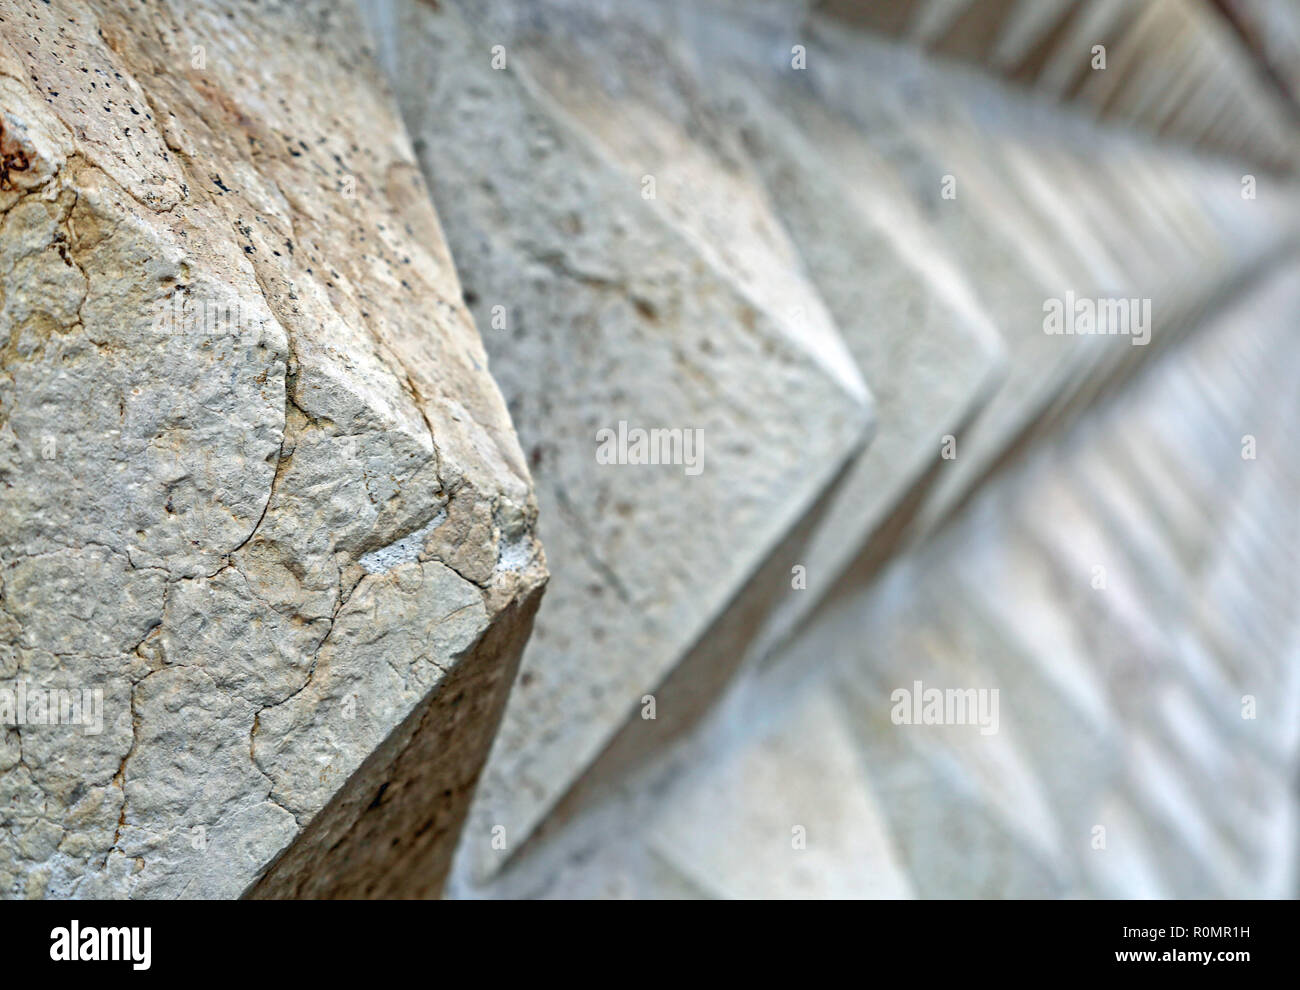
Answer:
[359,0,873,883]
[0,0,544,898]
[5,0,1297,903]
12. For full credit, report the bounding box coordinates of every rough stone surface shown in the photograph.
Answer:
[431,0,950,830]
[5,0,1297,903]
[510,259,1300,901]
[0,0,544,898]
[698,40,1005,655]
[359,0,873,884]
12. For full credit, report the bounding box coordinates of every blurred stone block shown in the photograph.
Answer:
[646,682,914,899]
[359,0,873,884]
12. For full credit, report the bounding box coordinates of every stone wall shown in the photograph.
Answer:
[3,0,1298,899]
